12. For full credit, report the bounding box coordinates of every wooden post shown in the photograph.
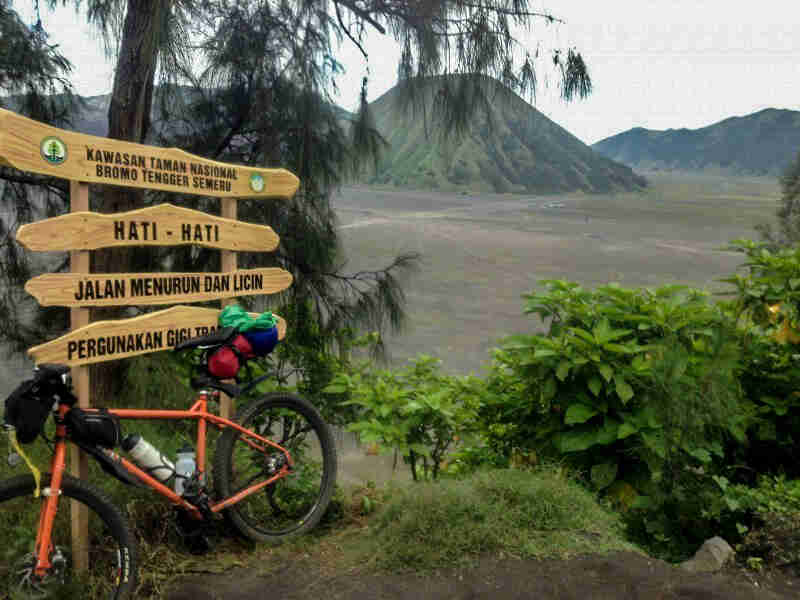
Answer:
[220,198,237,420]
[0,110,299,564]
[69,180,90,572]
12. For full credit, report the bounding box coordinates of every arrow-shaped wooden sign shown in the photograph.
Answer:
[0,108,299,199]
[24,267,292,308]
[28,305,286,367]
[16,203,280,252]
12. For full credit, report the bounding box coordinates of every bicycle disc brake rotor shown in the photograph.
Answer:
[13,547,69,598]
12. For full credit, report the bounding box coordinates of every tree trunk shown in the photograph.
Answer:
[90,0,163,403]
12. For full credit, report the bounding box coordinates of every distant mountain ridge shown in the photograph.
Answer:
[592,108,800,175]
[4,84,647,194]
[364,77,646,194]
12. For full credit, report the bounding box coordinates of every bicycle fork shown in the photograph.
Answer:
[32,404,70,577]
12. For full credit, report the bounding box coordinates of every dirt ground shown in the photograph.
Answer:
[332,175,779,376]
[165,176,788,599]
[165,551,799,600]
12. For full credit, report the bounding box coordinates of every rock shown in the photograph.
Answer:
[679,536,735,573]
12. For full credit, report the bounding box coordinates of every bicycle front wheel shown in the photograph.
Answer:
[213,392,337,543]
[0,473,137,600]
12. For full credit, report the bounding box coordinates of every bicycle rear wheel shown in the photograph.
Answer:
[0,473,137,600]
[213,392,337,543]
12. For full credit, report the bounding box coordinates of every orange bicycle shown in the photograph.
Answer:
[1,327,337,599]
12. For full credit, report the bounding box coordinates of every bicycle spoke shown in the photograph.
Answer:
[213,394,336,541]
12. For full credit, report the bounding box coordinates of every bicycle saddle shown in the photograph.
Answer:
[174,327,238,352]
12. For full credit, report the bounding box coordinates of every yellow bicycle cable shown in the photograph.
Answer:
[9,429,41,498]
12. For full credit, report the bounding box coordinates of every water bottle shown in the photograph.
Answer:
[121,434,175,483]
[174,444,197,496]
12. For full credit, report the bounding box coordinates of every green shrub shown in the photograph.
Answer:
[721,240,800,478]
[363,467,636,570]
[326,356,483,481]
[480,280,746,558]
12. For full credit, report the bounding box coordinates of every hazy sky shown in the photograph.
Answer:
[12,0,800,144]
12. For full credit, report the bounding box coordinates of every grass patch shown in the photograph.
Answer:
[357,467,638,571]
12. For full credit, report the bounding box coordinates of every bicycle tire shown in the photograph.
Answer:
[213,392,337,543]
[0,473,137,600]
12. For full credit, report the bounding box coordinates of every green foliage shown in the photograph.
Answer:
[704,476,800,574]
[721,475,800,516]
[362,468,635,571]
[721,240,800,477]
[738,511,800,575]
[326,355,483,481]
[480,280,745,557]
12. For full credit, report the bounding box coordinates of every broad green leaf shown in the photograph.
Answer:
[604,343,637,354]
[709,441,724,458]
[564,403,598,425]
[588,376,602,397]
[615,377,634,403]
[598,363,613,383]
[725,497,741,511]
[533,349,559,359]
[542,377,558,401]
[570,327,596,344]
[590,462,618,490]
[687,447,711,463]
[617,422,638,439]
[323,383,347,393]
[631,405,660,429]
[596,417,621,445]
[557,428,597,452]
[712,475,729,491]
[670,355,689,381]
[592,318,612,344]
[593,318,632,344]
[556,360,570,382]
[641,431,666,458]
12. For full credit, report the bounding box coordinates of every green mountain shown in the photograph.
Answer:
[592,108,800,175]
[364,77,646,194]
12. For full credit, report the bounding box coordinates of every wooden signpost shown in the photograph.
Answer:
[0,109,299,198]
[28,306,287,367]
[1,108,296,571]
[25,267,293,307]
[16,203,280,252]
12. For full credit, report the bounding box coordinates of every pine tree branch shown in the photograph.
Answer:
[333,0,386,34]
[335,2,369,60]
[0,169,68,198]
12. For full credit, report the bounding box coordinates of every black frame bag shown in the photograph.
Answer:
[65,407,122,449]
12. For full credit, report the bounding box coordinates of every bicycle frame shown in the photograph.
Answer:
[33,389,294,576]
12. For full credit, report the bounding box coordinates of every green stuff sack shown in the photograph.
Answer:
[219,304,277,332]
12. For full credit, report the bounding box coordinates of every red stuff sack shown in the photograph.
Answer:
[206,335,253,379]
[207,347,240,378]
[231,334,254,359]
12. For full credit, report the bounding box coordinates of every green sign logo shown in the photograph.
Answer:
[40,136,67,165]
[249,174,264,193]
